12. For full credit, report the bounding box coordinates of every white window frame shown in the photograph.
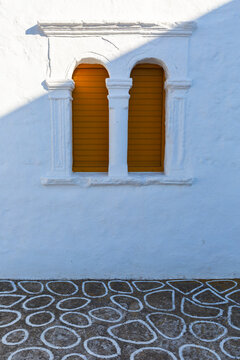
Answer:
[38,21,196,186]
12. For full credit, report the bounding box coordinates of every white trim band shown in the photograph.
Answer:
[38,21,196,37]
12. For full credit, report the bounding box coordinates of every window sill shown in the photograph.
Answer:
[41,173,193,186]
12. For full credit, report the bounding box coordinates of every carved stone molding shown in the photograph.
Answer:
[165,80,192,90]
[38,21,196,37]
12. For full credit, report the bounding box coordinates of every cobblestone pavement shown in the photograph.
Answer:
[0,280,240,359]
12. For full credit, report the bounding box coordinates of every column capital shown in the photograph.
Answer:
[106,78,132,89]
[165,79,191,91]
[106,78,132,100]
[45,79,75,99]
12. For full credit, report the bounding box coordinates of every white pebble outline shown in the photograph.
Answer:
[22,295,55,310]
[146,312,186,340]
[41,325,81,349]
[82,281,108,298]
[84,336,121,358]
[166,279,203,295]
[130,347,177,360]
[228,305,240,330]
[220,337,240,359]
[108,280,133,294]
[107,319,158,344]
[132,281,164,292]
[110,294,143,312]
[192,288,228,305]
[7,347,54,360]
[189,320,227,342]
[144,289,175,311]
[46,281,78,296]
[56,297,90,311]
[0,310,21,328]
[225,289,240,305]
[0,281,17,294]
[18,281,44,294]
[2,329,28,346]
[89,306,123,323]
[179,344,221,360]
[25,311,55,327]
[206,280,237,294]
[62,354,87,360]
[60,311,92,328]
[181,297,223,319]
[0,294,26,308]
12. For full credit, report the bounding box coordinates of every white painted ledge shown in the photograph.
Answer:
[37,21,196,37]
[41,173,193,186]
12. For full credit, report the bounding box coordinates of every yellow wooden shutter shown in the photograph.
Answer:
[128,63,165,172]
[72,64,109,172]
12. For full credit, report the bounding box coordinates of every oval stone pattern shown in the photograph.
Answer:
[108,280,133,293]
[146,312,186,339]
[46,281,78,296]
[41,326,80,349]
[82,281,108,298]
[130,347,177,360]
[62,355,87,360]
[144,290,175,311]
[167,280,203,295]
[228,305,240,330]
[207,280,237,294]
[60,312,92,328]
[2,329,28,345]
[181,298,223,318]
[89,306,123,323]
[8,347,54,360]
[108,320,157,344]
[0,281,16,294]
[0,295,25,308]
[25,311,55,327]
[192,289,227,305]
[220,337,240,359]
[56,297,90,311]
[84,336,121,358]
[133,281,164,292]
[226,290,240,305]
[111,295,143,312]
[179,345,221,360]
[18,281,44,294]
[190,321,227,342]
[0,310,21,328]
[23,295,55,310]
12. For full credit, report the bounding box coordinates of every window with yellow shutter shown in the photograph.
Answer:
[128,63,165,172]
[72,64,109,172]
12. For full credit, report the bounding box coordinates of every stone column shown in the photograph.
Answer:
[106,78,132,177]
[164,80,191,177]
[45,79,75,181]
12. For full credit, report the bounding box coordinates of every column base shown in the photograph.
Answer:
[108,164,128,177]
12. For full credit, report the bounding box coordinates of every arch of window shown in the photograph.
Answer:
[72,63,109,172]
[128,63,165,172]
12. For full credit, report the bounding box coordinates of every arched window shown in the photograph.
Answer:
[72,64,109,172]
[128,63,165,172]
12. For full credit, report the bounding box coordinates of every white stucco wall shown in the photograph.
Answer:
[0,0,240,279]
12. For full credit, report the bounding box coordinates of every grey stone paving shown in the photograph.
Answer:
[0,279,240,359]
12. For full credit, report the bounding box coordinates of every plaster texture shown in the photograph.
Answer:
[0,0,240,279]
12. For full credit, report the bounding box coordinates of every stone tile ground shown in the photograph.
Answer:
[0,279,240,359]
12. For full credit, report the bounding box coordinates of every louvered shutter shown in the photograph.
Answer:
[128,64,165,172]
[72,64,109,172]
